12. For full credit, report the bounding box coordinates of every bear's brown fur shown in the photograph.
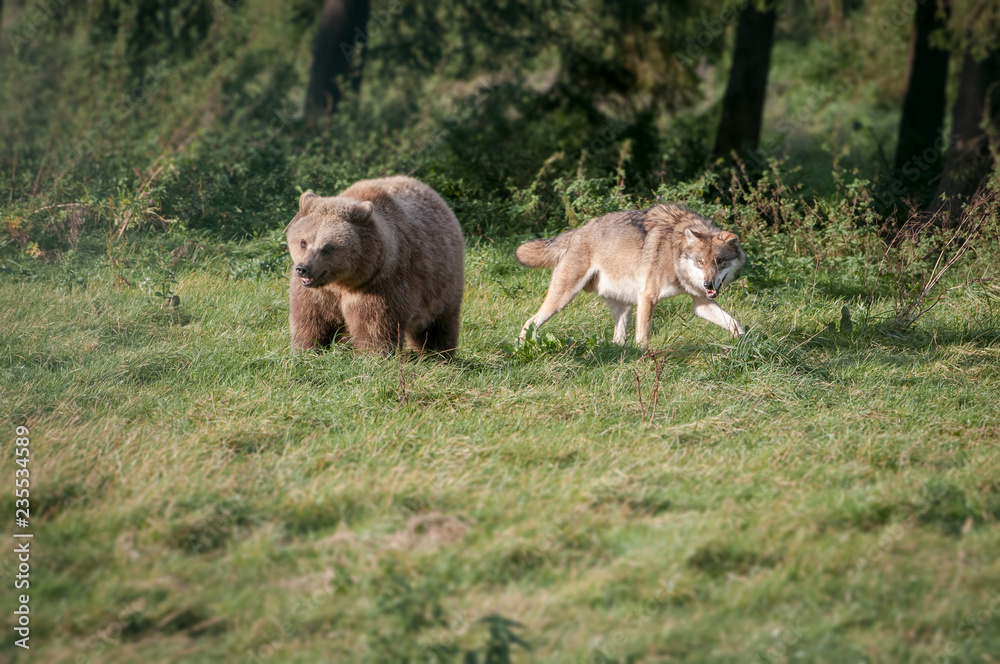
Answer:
[286,176,465,355]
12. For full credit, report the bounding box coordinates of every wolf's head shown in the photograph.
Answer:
[680,228,746,299]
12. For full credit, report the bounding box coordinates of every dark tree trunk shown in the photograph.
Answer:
[713,2,777,160]
[929,49,1000,223]
[304,0,371,125]
[892,0,951,177]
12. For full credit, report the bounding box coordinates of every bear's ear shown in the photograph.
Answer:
[352,201,375,222]
[299,190,318,213]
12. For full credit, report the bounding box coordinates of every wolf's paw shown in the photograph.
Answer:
[519,321,540,343]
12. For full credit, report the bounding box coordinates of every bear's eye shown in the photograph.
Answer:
[299,240,307,249]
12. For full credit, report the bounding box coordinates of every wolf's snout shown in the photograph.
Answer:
[703,280,713,290]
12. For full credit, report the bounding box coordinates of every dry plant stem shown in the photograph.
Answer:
[892,191,993,329]
[645,350,662,423]
[397,323,410,403]
[117,161,166,239]
[634,349,668,424]
[48,94,218,238]
[634,370,645,421]
[397,359,408,404]
[31,147,50,198]
[9,150,17,202]
[29,202,93,214]
[615,140,631,191]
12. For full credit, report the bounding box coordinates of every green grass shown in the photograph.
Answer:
[2,233,1000,663]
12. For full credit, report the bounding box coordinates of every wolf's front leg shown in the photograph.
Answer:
[634,294,657,345]
[692,296,744,336]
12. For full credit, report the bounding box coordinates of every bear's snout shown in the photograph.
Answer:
[295,263,316,287]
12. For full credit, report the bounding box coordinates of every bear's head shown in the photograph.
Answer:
[286,191,377,289]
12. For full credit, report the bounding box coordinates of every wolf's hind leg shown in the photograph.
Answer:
[605,299,632,345]
[520,264,594,340]
[692,296,744,336]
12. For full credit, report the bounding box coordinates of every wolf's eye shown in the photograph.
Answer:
[299,240,307,249]
[696,259,705,266]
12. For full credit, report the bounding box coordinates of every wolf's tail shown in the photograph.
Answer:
[515,231,574,269]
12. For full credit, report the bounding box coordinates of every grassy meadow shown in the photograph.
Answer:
[3,222,1000,662]
[3,0,1000,661]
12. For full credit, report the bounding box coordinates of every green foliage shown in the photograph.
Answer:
[506,323,602,363]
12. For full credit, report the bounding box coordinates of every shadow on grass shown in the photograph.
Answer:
[709,329,830,380]
[499,327,647,366]
[795,319,1000,353]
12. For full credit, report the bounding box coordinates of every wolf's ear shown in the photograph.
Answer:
[352,201,375,222]
[685,228,710,243]
[718,231,740,246]
[299,190,318,213]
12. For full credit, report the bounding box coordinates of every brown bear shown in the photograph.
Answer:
[285,176,465,355]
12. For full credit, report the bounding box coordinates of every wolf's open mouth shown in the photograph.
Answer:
[706,288,718,299]
[301,277,314,287]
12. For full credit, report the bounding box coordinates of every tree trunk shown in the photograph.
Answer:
[713,2,777,160]
[304,0,371,125]
[929,49,1000,223]
[892,0,950,177]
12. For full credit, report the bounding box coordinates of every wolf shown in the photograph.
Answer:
[285,176,464,355]
[516,204,746,344]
